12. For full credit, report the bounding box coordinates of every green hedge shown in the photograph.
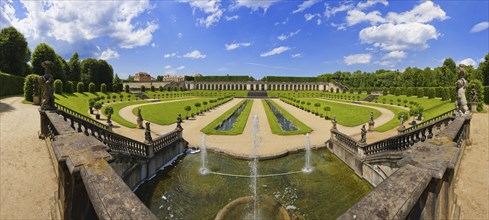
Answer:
[484,86,489,104]
[0,72,24,97]
[23,74,39,101]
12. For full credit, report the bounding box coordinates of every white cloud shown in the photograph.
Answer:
[183,50,206,59]
[225,15,239,21]
[324,3,353,18]
[179,0,223,27]
[1,0,157,48]
[260,46,290,57]
[278,29,300,41]
[98,48,119,60]
[479,57,486,63]
[344,53,372,65]
[356,0,388,10]
[385,1,448,24]
[470,22,489,33]
[293,0,319,14]
[175,65,186,70]
[383,51,406,59]
[164,65,172,69]
[359,23,439,51]
[377,51,407,67]
[346,10,384,26]
[233,0,281,12]
[178,32,183,38]
[291,53,303,58]
[316,19,322,25]
[305,13,319,21]
[151,43,157,48]
[459,58,477,67]
[225,42,252,50]
[164,53,177,58]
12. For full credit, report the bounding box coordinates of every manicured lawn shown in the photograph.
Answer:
[355,102,408,132]
[101,100,150,128]
[301,98,381,127]
[55,92,132,116]
[133,98,222,125]
[262,99,312,135]
[374,95,455,122]
[201,99,253,135]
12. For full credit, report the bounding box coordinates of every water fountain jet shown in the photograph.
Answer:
[302,133,313,173]
[199,134,209,175]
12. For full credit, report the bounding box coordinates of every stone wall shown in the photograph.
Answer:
[335,115,471,219]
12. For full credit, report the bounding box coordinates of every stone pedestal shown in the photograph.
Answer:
[33,96,41,105]
[137,119,143,129]
[368,121,375,132]
[470,102,477,112]
[397,125,405,134]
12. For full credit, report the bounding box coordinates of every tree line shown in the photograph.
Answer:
[0,27,121,92]
[318,56,489,88]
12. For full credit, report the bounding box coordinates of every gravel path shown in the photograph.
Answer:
[454,107,489,219]
[0,96,57,219]
[113,98,396,157]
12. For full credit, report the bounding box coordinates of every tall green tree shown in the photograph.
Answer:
[80,58,98,85]
[112,74,122,92]
[0,27,30,76]
[55,55,68,81]
[68,52,81,82]
[97,59,113,87]
[478,53,489,86]
[31,43,57,75]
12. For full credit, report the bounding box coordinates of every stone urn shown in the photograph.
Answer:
[32,96,41,105]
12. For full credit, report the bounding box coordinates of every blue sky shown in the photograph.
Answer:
[1,0,488,79]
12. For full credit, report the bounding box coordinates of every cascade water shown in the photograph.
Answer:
[200,134,208,175]
[250,115,259,220]
[302,133,313,173]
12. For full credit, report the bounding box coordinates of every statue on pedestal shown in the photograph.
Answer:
[456,67,469,114]
[331,116,337,130]
[39,61,56,110]
[360,124,367,143]
[137,108,144,129]
[470,88,478,111]
[368,111,375,131]
[144,122,152,143]
[176,114,183,130]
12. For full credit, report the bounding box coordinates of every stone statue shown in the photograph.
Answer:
[106,114,112,127]
[455,67,469,114]
[471,88,478,103]
[176,114,183,130]
[370,111,374,122]
[368,111,375,131]
[360,124,367,143]
[331,116,337,129]
[39,61,56,110]
[136,108,144,129]
[399,114,405,126]
[144,122,152,143]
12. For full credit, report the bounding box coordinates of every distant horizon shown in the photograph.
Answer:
[2,0,488,79]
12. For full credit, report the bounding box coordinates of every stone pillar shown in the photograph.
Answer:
[39,109,49,139]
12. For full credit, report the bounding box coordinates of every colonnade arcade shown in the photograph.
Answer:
[191,82,329,91]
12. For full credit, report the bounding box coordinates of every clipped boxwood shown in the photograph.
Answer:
[66,81,74,93]
[100,83,107,93]
[23,74,39,101]
[77,82,84,93]
[54,79,63,94]
[88,82,96,93]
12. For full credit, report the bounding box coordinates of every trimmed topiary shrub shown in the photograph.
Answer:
[77,82,84,93]
[141,85,146,92]
[417,88,424,98]
[65,81,74,93]
[427,88,435,99]
[150,85,155,92]
[88,82,96,93]
[23,74,39,101]
[54,79,63,94]
[100,83,107,93]
[159,86,163,91]
[394,87,401,96]
[0,72,24,97]
[124,84,130,93]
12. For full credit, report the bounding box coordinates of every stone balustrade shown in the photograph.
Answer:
[41,104,189,219]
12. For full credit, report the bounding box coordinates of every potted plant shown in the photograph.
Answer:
[93,102,102,119]
[104,106,114,127]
